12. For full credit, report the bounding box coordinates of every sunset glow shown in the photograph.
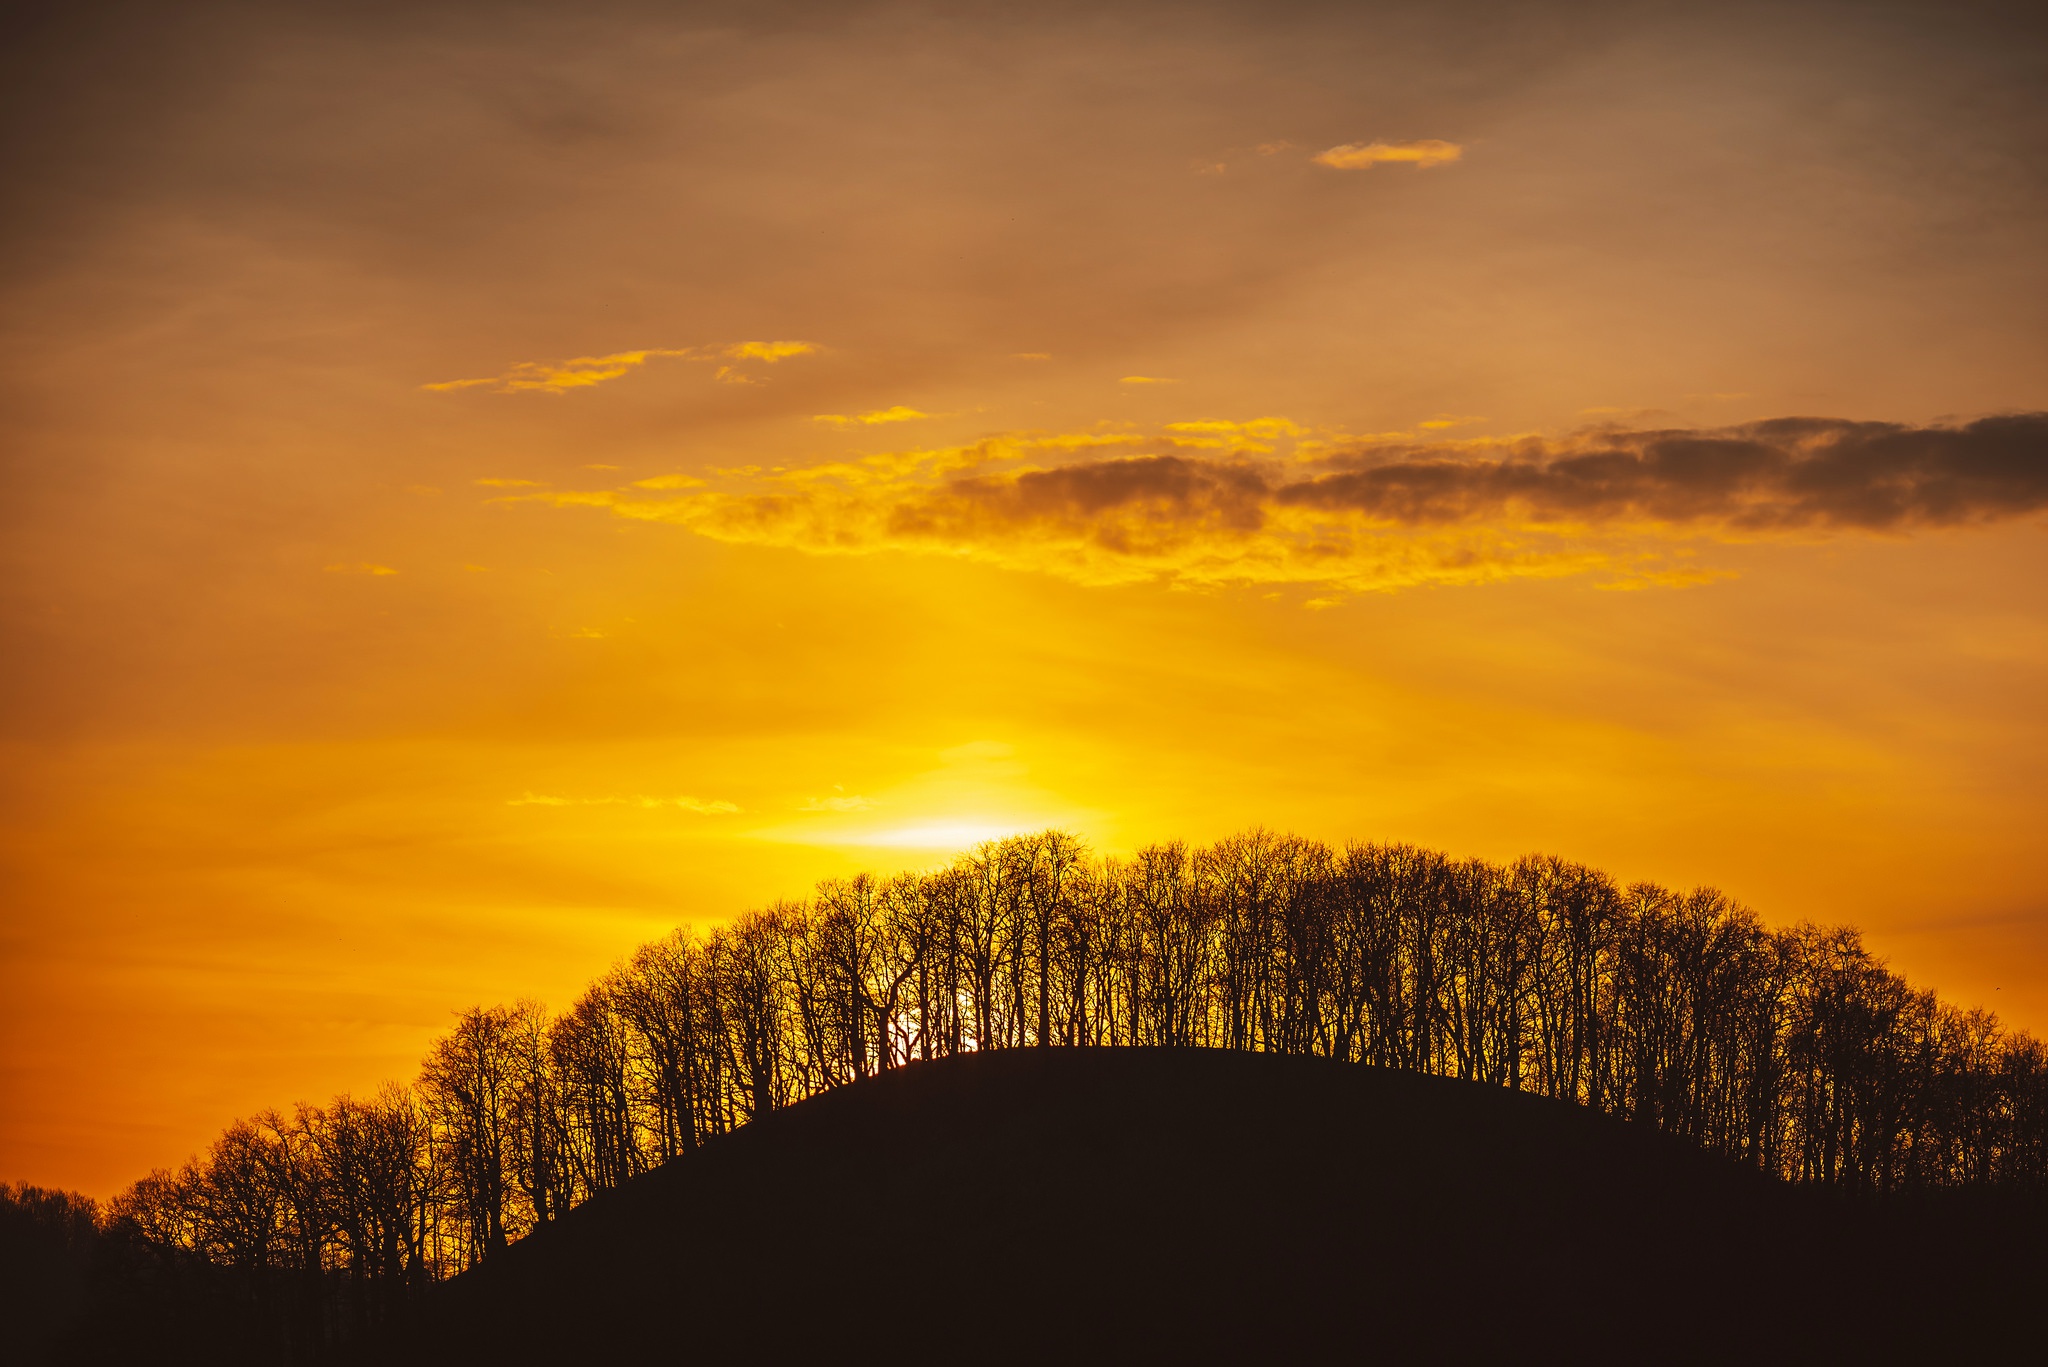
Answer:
[2,0,2045,1201]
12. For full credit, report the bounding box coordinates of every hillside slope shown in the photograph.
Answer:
[394,1049,2029,1363]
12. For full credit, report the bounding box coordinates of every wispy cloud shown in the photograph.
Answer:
[1162,418,1310,452]
[508,792,741,813]
[722,341,817,363]
[1313,138,1462,170]
[714,340,820,385]
[495,413,2048,597]
[798,794,874,812]
[324,562,398,576]
[424,349,694,394]
[425,341,820,394]
[813,406,934,428]
[1119,375,1178,386]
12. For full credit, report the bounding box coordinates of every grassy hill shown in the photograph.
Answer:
[388,1048,2034,1363]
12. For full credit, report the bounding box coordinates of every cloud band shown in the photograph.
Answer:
[1282,414,2048,531]
[424,341,818,394]
[1313,139,1463,170]
[502,414,2048,594]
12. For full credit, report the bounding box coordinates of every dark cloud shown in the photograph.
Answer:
[972,456,1265,526]
[900,415,2048,538]
[1286,415,2048,530]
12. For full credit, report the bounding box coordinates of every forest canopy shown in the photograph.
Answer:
[70,831,2048,1352]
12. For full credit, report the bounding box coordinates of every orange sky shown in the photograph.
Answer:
[3,0,2046,1196]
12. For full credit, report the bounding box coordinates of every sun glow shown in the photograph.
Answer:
[815,820,1047,849]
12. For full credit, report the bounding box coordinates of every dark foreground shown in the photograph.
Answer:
[384,1049,2038,1363]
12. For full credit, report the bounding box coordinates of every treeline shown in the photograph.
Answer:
[83,830,2048,1355]
[2,1184,101,1364]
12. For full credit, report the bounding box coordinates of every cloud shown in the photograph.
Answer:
[324,563,398,575]
[813,406,934,428]
[1163,417,1311,451]
[722,341,818,363]
[424,349,694,394]
[498,413,2048,596]
[798,794,874,812]
[1312,138,1462,170]
[1280,414,2048,531]
[426,341,819,394]
[508,793,741,813]
[714,341,820,383]
[1119,375,1178,385]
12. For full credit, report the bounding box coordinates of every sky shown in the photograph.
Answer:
[3,0,2046,1196]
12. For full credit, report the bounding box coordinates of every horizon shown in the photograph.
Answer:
[3,0,2047,1201]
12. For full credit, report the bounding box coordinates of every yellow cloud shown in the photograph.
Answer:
[812,406,934,428]
[424,349,694,394]
[475,477,545,488]
[631,474,706,490]
[798,794,875,812]
[1119,376,1179,385]
[499,421,1702,597]
[1417,415,1487,430]
[1312,138,1463,170]
[499,411,2045,601]
[426,341,819,394]
[709,341,820,384]
[324,563,398,576]
[1029,430,1148,452]
[722,340,818,363]
[1163,417,1310,451]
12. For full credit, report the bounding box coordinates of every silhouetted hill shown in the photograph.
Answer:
[387,1049,2040,1363]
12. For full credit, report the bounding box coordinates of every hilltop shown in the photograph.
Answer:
[60,829,2048,1363]
[388,1049,2031,1363]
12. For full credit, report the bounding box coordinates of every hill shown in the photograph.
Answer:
[387,1048,2035,1363]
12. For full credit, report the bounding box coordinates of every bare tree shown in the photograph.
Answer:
[112,822,2048,1348]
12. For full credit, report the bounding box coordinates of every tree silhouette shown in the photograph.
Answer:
[38,828,2048,1363]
